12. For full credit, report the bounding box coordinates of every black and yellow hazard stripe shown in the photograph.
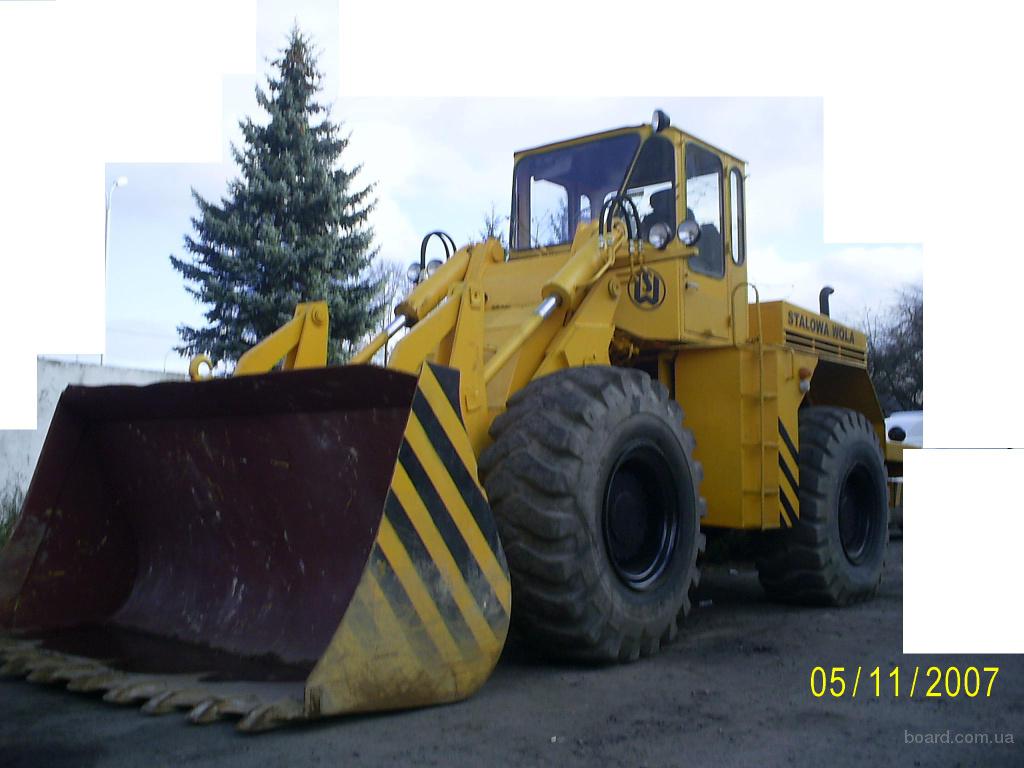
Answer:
[777,418,800,528]
[307,363,511,716]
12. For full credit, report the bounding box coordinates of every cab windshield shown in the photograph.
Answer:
[511,133,641,250]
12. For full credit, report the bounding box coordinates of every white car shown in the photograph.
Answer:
[885,410,922,447]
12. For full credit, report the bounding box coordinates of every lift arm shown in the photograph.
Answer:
[232,301,330,376]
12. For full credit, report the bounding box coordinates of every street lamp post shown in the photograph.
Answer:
[102,175,128,365]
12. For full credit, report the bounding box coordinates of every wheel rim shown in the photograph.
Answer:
[602,443,678,590]
[837,463,880,565]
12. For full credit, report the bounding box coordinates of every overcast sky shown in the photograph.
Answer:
[96,0,922,372]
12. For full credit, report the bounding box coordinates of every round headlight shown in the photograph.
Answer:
[677,219,701,247]
[406,262,423,283]
[647,222,672,250]
[425,258,443,277]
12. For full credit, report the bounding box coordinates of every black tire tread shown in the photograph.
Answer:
[479,366,706,662]
[756,406,887,606]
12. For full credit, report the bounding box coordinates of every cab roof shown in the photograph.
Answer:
[513,123,747,168]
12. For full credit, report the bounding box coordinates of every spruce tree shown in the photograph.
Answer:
[170,28,381,366]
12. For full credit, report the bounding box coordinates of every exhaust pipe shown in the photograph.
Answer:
[819,286,835,317]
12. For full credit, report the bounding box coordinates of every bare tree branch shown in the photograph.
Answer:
[863,284,923,414]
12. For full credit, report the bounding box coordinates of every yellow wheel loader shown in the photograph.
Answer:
[0,111,896,731]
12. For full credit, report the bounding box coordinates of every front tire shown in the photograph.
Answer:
[479,367,705,662]
[757,406,888,605]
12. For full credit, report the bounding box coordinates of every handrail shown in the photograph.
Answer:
[731,281,766,522]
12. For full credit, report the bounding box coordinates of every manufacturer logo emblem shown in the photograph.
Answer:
[628,268,666,310]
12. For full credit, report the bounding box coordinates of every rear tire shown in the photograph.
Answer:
[757,406,888,605]
[479,367,705,662]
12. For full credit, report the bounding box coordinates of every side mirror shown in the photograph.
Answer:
[677,219,701,247]
[888,426,907,442]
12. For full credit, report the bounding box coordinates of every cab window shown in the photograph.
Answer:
[730,167,745,265]
[622,136,676,240]
[511,133,640,250]
[685,144,724,277]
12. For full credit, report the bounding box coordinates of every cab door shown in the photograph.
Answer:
[680,141,731,341]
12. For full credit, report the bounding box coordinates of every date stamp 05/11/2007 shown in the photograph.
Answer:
[809,666,999,699]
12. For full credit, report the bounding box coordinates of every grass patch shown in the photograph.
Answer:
[0,484,24,550]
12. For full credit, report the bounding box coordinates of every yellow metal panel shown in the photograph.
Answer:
[614,260,684,342]
[400,418,511,615]
[479,303,567,446]
[374,516,464,665]
[751,301,867,367]
[389,466,501,653]
[481,250,572,306]
[308,563,445,715]
[675,348,748,529]
[738,346,774,529]
[535,274,621,377]
[307,364,510,718]
[681,265,731,343]
[677,344,818,530]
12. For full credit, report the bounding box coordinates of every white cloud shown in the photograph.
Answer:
[369,194,425,263]
[747,161,822,239]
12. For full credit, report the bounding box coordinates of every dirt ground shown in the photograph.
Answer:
[1,540,1020,768]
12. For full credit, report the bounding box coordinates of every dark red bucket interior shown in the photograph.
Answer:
[0,366,419,674]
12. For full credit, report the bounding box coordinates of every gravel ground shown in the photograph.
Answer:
[1,540,1020,768]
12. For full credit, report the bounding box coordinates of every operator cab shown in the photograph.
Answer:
[510,111,748,344]
[511,114,743,270]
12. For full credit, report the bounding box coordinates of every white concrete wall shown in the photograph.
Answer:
[0,359,186,498]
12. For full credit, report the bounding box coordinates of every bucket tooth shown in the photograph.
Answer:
[67,672,125,693]
[26,660,84,684]
[23,663,57,683]
[140,689,176,715]
[55,665,108,685]
[1,651,46,677]
[188,695,260,725]
[216,695,264,717]
[237,698,305,733]
[187,699,223,725]
[103,680,168,705]
[0,656,30,677]
[141,688,208,716]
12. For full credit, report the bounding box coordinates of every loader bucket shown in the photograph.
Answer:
[0,363,510,731]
